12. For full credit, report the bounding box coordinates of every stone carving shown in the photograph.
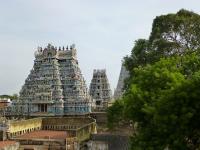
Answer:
[89,69,112,110]
[19,44,91,116]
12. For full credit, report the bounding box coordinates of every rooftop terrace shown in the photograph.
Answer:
[15,130,68,140]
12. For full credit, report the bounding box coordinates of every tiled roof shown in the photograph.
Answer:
[16,130,68,140]
[0,141,17,148]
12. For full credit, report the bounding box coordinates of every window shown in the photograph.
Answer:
[96,101,101,105]
[47,52,52,57]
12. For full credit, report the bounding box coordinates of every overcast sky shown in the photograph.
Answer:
[0,0,200,95]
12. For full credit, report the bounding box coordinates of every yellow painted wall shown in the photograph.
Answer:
[9,118,42,133]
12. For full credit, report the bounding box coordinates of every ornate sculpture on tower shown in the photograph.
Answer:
[19,43,91,116]
[89,69,112,110]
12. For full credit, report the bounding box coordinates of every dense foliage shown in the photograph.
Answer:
[125,54,200,149]
[107,99,124,129]
[125,9,200,71]
[0,94,18,100]
[108,9,200,149]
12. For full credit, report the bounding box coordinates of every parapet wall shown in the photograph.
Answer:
[42,117,93,127]
[7,117,96,141]
[42,117,97,139]
[90,112,107,124]
[8,118,43,138]
[91,134,129,150]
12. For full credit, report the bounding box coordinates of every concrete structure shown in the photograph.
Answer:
[87,140,108,150]
[2,117,96,150]
[90,112,107,125]
[19,44,91,116]
[0,141,19,150]
[15,130,68,150]
[0,99,12,109]
[87,134,129,150]
[89,69,112,110]
[114,62,129,99]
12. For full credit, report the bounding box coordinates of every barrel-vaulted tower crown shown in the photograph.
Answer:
[35,43,77,60]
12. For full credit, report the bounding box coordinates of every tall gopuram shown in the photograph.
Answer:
[114,61,129,99]
[19,44,91,116]
[89,69,112,110]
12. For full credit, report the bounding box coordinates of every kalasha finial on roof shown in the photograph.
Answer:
[47,43,51,49]
[37,47,42,52]
[71,44,75,49]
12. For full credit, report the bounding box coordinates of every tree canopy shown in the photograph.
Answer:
[0,94,18,100]
[124,9,200,71]
[108,9,200,149]
[124,54,200,149]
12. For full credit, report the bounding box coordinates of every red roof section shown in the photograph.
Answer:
[0,141,17,148]
[16,130,68,139]
[0,103,8,109]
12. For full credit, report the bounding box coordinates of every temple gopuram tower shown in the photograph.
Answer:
[89,69,112,110]
[19,44,91,116]
[114,61,129,99]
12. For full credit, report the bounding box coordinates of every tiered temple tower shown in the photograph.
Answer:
[114,62,129,99]
[19,44,91,116]
[89,69,112,110]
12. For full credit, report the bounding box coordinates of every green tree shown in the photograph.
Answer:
[124,9,200,73]
[108,9,200,149]
[152,71,200,149]
[123,54,200,149]
[0,94,18,100]
[11,93,19,100]
[107,99,124,129]
[124,39,149,72]
[149,9,200,57]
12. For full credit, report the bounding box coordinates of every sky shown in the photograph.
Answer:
[0,0,200,95]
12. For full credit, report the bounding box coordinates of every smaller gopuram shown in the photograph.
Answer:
[114,61,129,99]
[89,69,112,110]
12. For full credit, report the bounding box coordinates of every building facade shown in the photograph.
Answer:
[2,117,96,150]
[19,44,91,116]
